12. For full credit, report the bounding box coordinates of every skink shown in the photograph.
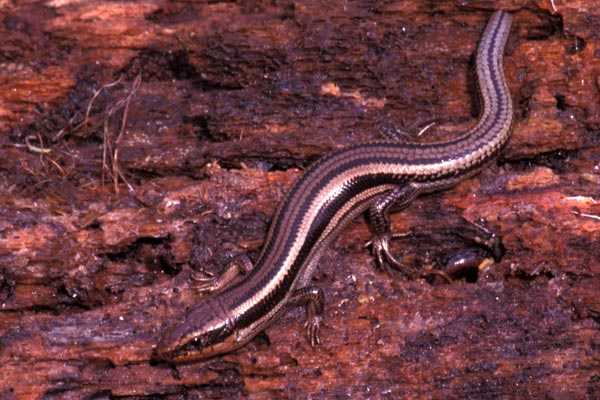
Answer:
[156,10,513,361]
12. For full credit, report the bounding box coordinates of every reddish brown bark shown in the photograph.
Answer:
[1,1,598,398]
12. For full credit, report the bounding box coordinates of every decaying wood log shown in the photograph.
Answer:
[1,0,599,398]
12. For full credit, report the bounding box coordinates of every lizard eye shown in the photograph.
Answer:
[189,336,202,349]
[183,323,230,353]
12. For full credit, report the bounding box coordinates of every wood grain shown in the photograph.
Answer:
[1,0,599,398]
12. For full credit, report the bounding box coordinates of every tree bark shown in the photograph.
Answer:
[1,0,598,398]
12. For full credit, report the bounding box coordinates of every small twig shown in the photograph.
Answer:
[25,134,51,154]
[45,156,65,176]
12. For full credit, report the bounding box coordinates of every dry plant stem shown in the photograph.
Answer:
[100,73,141,193]
[25,134,51,154]
[114,73,141,193]
[53,76,124,143]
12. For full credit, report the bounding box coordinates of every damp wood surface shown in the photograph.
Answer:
[1,0,599,398]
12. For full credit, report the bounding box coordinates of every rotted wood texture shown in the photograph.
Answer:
[1,0,599,399]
